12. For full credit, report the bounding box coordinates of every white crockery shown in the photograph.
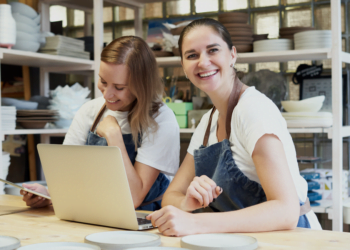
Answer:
[16,31,39,42]
[16,21,40,34]
[33,13,41,25]
[281,96,325,112]
[13,40,40,52]
[12,12,40,28]
[9,2,38,19]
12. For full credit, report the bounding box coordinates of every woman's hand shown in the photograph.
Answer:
[20,183,51,208]
[146,205,199,236]
[96,115,121,139]
[180,175,222,211]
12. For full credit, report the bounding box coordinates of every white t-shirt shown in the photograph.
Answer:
[63,97,180,176]
[187,87,321,230]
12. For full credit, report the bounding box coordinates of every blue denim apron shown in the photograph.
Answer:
[86,104,169,211]
[193,78,311,228]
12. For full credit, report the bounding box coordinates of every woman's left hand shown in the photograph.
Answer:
[146,205,198,236]
[96,115,121,138]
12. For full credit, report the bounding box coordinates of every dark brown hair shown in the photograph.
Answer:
[178,18,233,59]
[101,36,163,148]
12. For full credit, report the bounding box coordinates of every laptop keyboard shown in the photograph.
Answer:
[137,218,152,225]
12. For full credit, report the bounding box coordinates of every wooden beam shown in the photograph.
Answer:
[22,66,37,181]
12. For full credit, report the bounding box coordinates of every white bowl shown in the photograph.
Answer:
[33,13,41,25]
[13,40,40,52]
[13,12,40,28]
[9,2,38,19]
[17,31,39,42]
[281,96,325,112]
[16,21,40,34]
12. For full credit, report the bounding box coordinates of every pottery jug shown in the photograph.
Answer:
[0,4,16,48]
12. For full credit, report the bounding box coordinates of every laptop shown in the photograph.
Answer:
[37,144,153,230]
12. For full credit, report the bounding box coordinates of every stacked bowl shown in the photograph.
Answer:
[10,2,43,52]
[253,39,293,52]
[294,30,331,50]
[279,26,315,40]
[218,12,253,53]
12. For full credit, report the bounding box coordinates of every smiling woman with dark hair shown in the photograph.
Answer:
[20,36,180,211]
[146,18,321,236]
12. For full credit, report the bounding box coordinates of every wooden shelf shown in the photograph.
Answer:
[2,128,68,135]
[0,48,94,71]
[180,127,331,134]
[156,48,332,67]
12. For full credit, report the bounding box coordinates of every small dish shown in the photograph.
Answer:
[17,242,100,250]
[84,231,161,250]
[0,235,21,250]
[181,234,258,250]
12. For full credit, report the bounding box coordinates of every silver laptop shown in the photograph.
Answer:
[37,144,153,230]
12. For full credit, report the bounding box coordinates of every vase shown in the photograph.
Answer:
[0,4,16,49]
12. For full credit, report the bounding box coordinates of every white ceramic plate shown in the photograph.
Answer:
[17,242,100,250]
[253,39,292,45]
[294,30,331,39]
[0,235,21,250]
[129,248,191,250]
[181,234,258,250]
[84,231,161,250]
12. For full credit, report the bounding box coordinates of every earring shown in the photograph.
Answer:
[185,73,188,79]
[230,63,235,68]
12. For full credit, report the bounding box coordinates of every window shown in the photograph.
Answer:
[50,5,67,27]
[195,0,218,13]
[166,0,191,16]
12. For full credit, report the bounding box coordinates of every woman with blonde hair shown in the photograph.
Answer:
[21,36,180,211]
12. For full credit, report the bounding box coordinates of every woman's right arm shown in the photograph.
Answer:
[161,153,221,211]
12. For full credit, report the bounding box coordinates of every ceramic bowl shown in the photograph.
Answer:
[10,2,38,19]
[16,31,39,42]
[13,40,40,52]
[33,13,41,25]
[281,96,325,112]
[13,12,39,28]
[16,21,40,34]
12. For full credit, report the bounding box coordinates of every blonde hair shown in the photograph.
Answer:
[101,36,163,148]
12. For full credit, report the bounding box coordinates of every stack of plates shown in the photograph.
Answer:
[39,35,90,59]
[253,39,293,52]
[1,106,16,130]
[282,112,332,128]
[17,110,59,129]
[0,152,11,195]
[279,26,315,40]
[294,30,332,50]
[218,12,253,53]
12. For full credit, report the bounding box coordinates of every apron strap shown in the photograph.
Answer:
[300,197,311,216]
[90,104,107,132]
[203,76,243,146]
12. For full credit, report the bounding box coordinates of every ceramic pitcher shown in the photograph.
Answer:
[0,4,16,48]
